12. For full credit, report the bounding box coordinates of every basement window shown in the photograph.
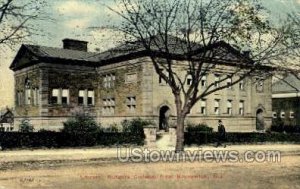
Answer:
[290,111,295,119]
[280,111,285,119]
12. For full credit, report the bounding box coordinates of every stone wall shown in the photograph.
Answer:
[13,57,273,132]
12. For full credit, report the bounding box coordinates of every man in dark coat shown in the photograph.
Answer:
[216,120,226,148]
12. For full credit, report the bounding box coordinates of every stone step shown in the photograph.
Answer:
[156,131,170,135]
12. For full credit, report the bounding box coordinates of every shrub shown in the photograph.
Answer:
[19,119,34,133]
[61,113,101,146]
[184,132,300,145]
[186,123,213,133]
[271,123,300,133]
[283,125,300,133]
[103,123,120,132]
[122,118,152,134]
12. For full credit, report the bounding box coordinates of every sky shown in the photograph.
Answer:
[0,0,299,109]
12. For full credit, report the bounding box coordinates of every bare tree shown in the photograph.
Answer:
[0,0,47,49]
[108,0,299,152]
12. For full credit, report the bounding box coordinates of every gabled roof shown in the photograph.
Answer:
[10,44,101,70]
[10,35,253,71]
[97,36,251,65]
[272,74,300,93]
[0,109,14,123]
[24,45,100,62]
[97,35,202,61]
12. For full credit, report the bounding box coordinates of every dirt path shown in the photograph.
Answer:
[0,155,299,189]
[0,144,299,189]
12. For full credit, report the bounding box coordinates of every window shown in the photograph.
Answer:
[127,96,136,113]
[103,97,115,115]
[125,73,137,83]
[239,79,245,90]
[290,111,295,119]
[25,89,31,105]
[201,75,207,87]
[51,89,59,104]
[239,101,244,115]
[214,74,220,87]
[280,111,285,119]
[33,88,39,105]
[187,74,192,86]
[17,91,23,106]
[214,99,220,115]
[87,90,95,105]
[200,99,206,114]
[78,89,94,106]
[78,90,85,105]
[227,100,232,115]
[103,73,115,88]
[272,112,277,118]
[51,88,69,105]
[62,89,69,105]
[256,79,264,92]
[226,76,232,89]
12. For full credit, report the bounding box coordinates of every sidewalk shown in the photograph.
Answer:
[0,144,299,163]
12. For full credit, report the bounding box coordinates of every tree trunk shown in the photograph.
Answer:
[174,93,186,153]
[175,114,185,153]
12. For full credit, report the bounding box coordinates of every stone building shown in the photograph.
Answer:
[10,38,272,132]
[272,74,300,126]
[0,108,14,131]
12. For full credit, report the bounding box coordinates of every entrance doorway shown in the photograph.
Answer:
[159,106,170,131]
[256,109,265,130]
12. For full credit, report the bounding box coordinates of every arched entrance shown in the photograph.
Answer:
[159,106,170,131]
[256,109,265,130]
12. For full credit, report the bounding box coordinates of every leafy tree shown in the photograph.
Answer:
[108,0,300,152]
[0,0,47,49]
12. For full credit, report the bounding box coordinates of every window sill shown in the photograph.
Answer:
[48,104,70,107]
[85,105,95,108]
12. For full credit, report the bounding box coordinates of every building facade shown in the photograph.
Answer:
[272,74,300,126]
[10,39,273,132]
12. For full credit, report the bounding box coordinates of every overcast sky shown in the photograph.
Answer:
[0,0,299,109]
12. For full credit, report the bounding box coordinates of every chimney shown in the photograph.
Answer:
[62,38,88,51]
[243,51,251,58]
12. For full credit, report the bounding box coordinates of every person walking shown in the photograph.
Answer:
[216,120,226,148]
